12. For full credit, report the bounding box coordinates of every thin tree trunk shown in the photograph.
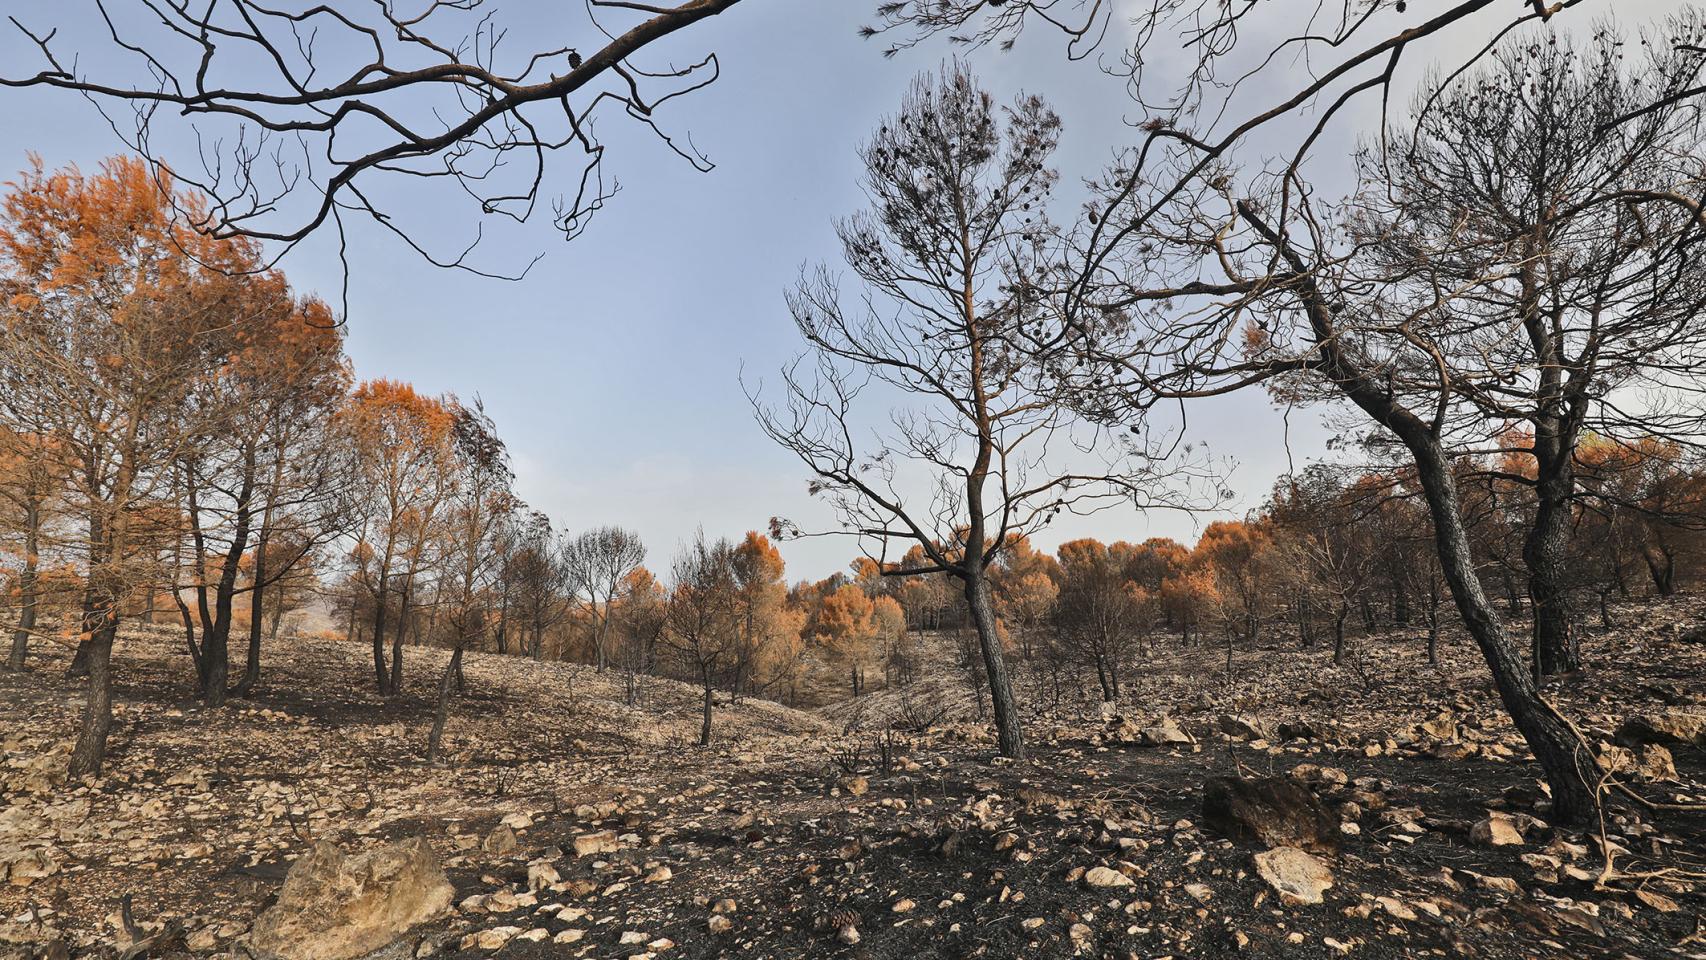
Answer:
[1333,603,1350,665]
[963,572,1023,759]
[1426,576,1442,665]
[6,500,40,671]
[371,576,390,695]
[389,580,410,696]
[233,525,270,699]
[699,665,713,747]
[427,645,462,763]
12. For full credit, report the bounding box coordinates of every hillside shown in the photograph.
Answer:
[2,600,1704,959]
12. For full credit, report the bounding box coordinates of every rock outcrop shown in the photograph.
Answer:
[1202,775,1338,853]
[248,837,453,960]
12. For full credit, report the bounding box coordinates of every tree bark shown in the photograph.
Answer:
[1238,201,1600,823]
[1332,603,1350,665]
[1412,440,1599,823]
[68,591,118,777]
[232,524,270,699]
[427,645,462,763]
[963,572,1023,759]
[199,455,259,707]
[6,499,40,671]
[699,665,714,747]
[371,575,390,695]
[1526,466,1580,676]
[388,580,410,696]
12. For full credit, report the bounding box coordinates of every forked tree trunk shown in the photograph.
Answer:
[233,529,269,699]
[963,572,1023,759]
[388,585,409,697]
[1412,441,1598,823]
[66,636,93,678]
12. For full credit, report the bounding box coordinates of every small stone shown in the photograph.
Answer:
[572,830,619,857]
[644,865,673,883]
[1470,814,1523,848]
[892,898,915,913]
[619,930,647,945]
[1376,897,1417,921]
[1253,847,1334,906]
[461,926,521,950]
[1020,917,1046,931]
[1084,866,1134,888]
[553,929,585,944]
[526,863,560,891]
[481,826,517,856]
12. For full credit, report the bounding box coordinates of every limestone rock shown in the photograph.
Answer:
[1218,714,1273,741]
[1083,866,1134,888]
[1253,847,1334,906]
[1615,710,1706,748]
[480,825,516,856]
[1470,813,1523,848]
[1202,776,1338,852]
[1139,718,1195,747]
[249,837,454,960]
[571,830,619,858]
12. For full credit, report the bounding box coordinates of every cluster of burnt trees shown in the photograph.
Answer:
[752,22,1706,826]
[5,0,1705,828]
[0,158,800,765]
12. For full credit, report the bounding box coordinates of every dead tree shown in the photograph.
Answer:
[753,66,1211,760]
[0,0,742,281]
[563,526,646,673]
[1065,20,1706,824]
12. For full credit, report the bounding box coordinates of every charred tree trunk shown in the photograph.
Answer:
[69,509,119,778]
[963,571,1023,759]
[1332,602,1350,665]
[232,525,270,699]
[371,575,391,695]
[1644,545,1676,596]
[699,663,714,747]
[1502,567,1523,617]
[1426,576,1442,665]
[388,580,410,696]
[1412,441,1598,823]
[1094,655,1115,703]
[427,644,463,763]
[6,499,40,671]
[1526,468,1580,677]
[1390,563,1411,626]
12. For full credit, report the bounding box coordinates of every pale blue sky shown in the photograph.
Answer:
[0,0,1681,580]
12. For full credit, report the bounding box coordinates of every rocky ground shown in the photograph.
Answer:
[2,599,1704,960]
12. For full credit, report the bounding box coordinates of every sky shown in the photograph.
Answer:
[0,0,1687,581]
